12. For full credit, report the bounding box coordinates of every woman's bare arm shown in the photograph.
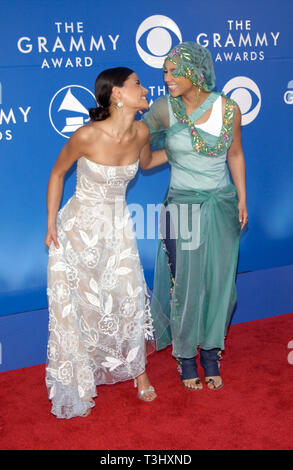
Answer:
[138,122,168,170]
[227,106,248,230]
[45,126,92,248]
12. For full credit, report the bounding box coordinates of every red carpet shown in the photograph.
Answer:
[0,313,293,450]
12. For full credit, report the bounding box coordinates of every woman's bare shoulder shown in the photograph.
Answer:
[67,122,103,150]
[72,122,99,140]
[221,94,240,111]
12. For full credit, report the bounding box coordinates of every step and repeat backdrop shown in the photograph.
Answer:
[1,0,293,316]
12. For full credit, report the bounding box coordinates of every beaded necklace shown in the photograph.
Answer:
[170,94,237,157]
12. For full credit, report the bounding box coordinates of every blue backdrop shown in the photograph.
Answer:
[1,0,293,317]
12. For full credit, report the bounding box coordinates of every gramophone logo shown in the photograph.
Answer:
[49,85,96,138]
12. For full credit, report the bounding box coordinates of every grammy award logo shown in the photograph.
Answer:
[49,85,96,138]
[0,81,31,141]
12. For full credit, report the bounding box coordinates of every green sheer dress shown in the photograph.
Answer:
[142,93,241,358]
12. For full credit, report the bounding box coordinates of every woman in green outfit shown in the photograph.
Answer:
[139,42,248,391]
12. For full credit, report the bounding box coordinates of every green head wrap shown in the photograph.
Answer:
[165,41,216,92]
[162,41,237,157]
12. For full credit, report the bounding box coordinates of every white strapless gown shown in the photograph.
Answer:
[46,157,153,419]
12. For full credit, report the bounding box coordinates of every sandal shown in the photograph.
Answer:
[81,398,95,417]
[82,408,92,418]
[177,357,203,391]
[200,349,223,390]
[134,376,156,402]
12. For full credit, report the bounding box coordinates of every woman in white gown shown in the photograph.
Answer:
[45,67,158,419]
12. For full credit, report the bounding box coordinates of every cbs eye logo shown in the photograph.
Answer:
[223,76,261,126]
[284,80,293,105]
[136,15,182,69]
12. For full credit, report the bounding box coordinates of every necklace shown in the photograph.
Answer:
[170,93,237,157]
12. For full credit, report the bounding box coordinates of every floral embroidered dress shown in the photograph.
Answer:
[46,157,153,419]
[142,93,241,358]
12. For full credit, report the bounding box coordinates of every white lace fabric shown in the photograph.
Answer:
[46,157,154,419]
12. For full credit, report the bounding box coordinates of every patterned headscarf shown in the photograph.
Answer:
[165,41,216,92]
[163,41,237,157]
